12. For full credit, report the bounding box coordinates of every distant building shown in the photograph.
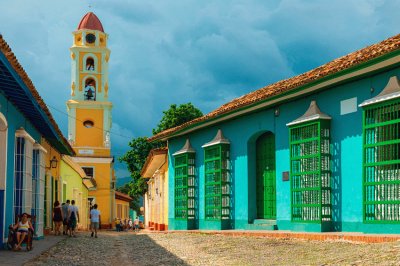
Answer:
[150,33,400,233]
[67,12,116,229]
[115,191,132,222]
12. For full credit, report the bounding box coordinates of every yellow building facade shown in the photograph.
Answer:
[41,140,94,232]
[67,12,116,229]
[115,191,132,222]
[41,139,62,233]
[141,148,168,231]
[60,155,95,230]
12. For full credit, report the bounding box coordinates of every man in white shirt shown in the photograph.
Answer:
[90,204,101,238]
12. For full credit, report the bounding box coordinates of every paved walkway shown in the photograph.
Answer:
[0,235,64,266]
[25,230,400,265]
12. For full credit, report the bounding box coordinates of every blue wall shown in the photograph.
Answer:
[0,93,41,247]
[168,67,400,233]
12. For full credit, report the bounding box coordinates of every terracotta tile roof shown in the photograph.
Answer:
[0,35,74,155]
[77,12,104,32]
[115,191,133,202]
[149,33,400,142]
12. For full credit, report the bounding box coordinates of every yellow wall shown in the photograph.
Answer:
[40,139,62,229]
[115,198,130,221]
[75,108,103,147]
[77,161,114,226]
[73,31,107,47]
[60,159,90,230]
[79,52,102,73]
[145,163,168,228]
[164,168,168,226]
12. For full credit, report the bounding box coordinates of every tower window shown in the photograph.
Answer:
[84,79,96,101]
[86,57,95,71]
[83,120,94,128]
[82,167,94,178]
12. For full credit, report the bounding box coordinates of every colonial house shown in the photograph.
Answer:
[141,148,168,231]
[149,33,400,233]
[115,191,132,223]
[60,155,96,230]
[0,35,74,246]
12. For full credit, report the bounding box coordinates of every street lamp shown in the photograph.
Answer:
[47,156,58,169]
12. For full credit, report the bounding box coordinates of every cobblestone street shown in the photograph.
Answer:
[24,231,400,265]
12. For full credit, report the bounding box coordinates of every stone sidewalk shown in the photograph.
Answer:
[25,230,400,265]
[0,235,64,266]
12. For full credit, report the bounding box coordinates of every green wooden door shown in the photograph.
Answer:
[256,132,276,219]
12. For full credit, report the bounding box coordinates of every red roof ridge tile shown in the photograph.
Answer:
[115,191,133,201]
[149,33,400,142]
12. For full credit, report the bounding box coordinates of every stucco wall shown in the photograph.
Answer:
[0,93,41,245]
[60,160,89,229]
[168,67,400,233]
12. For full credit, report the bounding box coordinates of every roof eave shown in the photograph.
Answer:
[149,49,400,142]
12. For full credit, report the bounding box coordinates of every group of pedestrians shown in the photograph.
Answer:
[115,216,140,232]
[52,199,79,237]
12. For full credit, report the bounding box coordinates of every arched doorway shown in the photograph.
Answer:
[256,132,276,219]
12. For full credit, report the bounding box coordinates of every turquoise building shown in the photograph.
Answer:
[150,33,400,233]
[0,35,73,247]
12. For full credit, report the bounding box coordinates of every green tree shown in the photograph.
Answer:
[119,103,203,211]
[116,182,138,211]
[152,103,203,135]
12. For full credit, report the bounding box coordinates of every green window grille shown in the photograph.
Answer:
[289,120,332,223]
[174,153,196,219]
[204,144,231,220]
[362,99,400,223]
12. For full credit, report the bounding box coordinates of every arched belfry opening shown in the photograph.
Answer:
[84,78,96,101]
[86,57,95,71]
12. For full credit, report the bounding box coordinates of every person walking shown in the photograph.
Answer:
[62,200,70,235]
[134,216,140,232]
[53,201,63,235]
[68,200,79,237]
[90,204,101,238]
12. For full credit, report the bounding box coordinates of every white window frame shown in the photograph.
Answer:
[32,143,47,237]
[14,128,35,221]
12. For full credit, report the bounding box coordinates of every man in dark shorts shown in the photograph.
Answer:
[90,204,101,238]
[62,200,70,235]
[68,200,79,237]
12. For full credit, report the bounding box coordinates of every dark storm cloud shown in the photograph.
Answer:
[1,0,400,178]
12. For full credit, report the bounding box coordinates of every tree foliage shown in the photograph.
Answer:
[152,103,203,135]
[115,182,138,211]
[119,103,203,210]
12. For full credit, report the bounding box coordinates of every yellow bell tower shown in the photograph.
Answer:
[67,12,115,228]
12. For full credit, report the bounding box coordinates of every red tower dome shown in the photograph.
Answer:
[77,12,104,32]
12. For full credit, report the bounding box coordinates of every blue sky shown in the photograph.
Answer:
[1,0,400,179]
